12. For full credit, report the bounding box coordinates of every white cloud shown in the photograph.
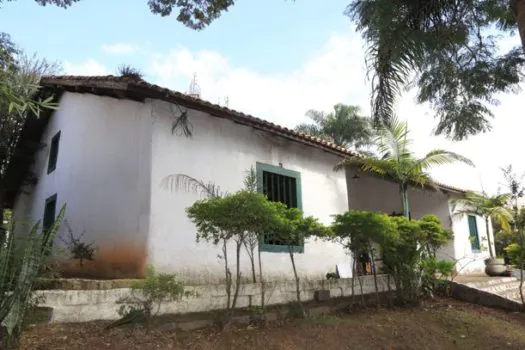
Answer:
[66,30,525,194]
[64,59,109,75]
[101,43,136,54]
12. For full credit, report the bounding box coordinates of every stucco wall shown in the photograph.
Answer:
[148,101,350,283]
[13,93,152,278]
[345,170,491,274]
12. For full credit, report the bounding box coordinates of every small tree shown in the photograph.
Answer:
[332,210,395,306]
[109,266,186,328]
[186,190,281,321]
[272,207,330,317]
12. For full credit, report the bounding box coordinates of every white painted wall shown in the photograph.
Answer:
[345,170,491,274]
[148,100,350,283]
[13,93,152,278]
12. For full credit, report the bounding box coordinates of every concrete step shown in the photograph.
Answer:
[463,277,517,290]
[477,281,524,295]
[501,287,525,301]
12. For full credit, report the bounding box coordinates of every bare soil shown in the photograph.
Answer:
[20,298,525,350]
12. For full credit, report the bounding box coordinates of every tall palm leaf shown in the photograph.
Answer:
[336,118,473,217]
[451,191,512,257]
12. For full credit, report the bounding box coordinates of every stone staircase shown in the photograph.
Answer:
[460,276,525,303]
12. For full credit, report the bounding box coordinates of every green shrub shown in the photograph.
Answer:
[111,266,185,328]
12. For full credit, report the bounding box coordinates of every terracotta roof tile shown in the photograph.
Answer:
[40,75,359,159]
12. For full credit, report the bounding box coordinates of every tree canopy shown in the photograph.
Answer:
[294,104,373,150]
[335,117,473,217]
[348,0,525,140]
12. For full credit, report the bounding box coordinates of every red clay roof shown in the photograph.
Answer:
[39,75,466,195]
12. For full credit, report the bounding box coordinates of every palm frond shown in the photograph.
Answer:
[161,174,223,198]
[304,109,327,125]
[347,1,424,125]
[375,117,411,162]
[414,150,474,172]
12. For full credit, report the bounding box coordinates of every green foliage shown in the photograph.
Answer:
[116,64,144,80]
[294,104,373,150]
[271,207,331,249]
[418,215,453,257]
[347,0,525,140]
[332,210,394,253]
[187,190,283,244]
[0,204,66,348]
[420,258,455,297]
[332,210,453,304]
[112,266,185,328]
[336,118,472,217]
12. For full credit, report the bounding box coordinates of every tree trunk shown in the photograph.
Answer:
[370,248,380,307]
[0,186,5,243]
[289,249,306,318]
[222,239,231,309]
[485,217,494,258]
[257,244,266,320]
[250,245,257,283]
[400,184,410,218]
[512,0,525,54]
[351,257,356,305]
[231,239,242,309]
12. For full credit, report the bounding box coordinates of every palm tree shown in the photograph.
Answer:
[294,104,373,150]
[347,0,525,140]
[335,117,474,218]
[451,191,513,258]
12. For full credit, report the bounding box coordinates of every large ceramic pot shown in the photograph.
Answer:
[485,258,506,276]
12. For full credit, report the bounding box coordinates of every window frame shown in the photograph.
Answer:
[467,215,481,252]
[256,162,303,253]
[47,131,61,174]
[43,194,57,232]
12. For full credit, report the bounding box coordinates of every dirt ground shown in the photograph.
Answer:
[20,299,525,350]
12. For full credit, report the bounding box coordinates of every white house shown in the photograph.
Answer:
[6,75,492,282]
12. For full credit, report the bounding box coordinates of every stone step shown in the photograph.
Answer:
[501,288,525,301]
[477,281,524,295]
[463,277,517,290]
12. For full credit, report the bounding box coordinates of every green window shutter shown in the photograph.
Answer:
[467,215,480,251]
[43,194,57,232]
[47,131,61,174]
[256,162,303,253]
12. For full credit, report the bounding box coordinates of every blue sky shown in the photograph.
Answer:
[1,0,350,74]
[2,0,525,193]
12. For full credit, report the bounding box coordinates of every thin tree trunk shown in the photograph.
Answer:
[0,186,5,242]
[249,245,257,283]
[485,217,494,258]
[231,239,242,309]
[257,244,266,320]
[512,0,525,55]
[370,247,380,307]
[222,239,231,309]
[289,248,305,317]
[399,184,410,218]
[351,257,356,305]
[356,268,365,305]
